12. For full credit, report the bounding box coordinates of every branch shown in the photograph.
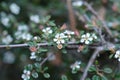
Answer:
[40,53,53,66]
[80,47,103,80]
[0,43,48,48]
[0,41,102,49]
[84,2,113,37]
[67,0,77,31]
[0,42,83,48]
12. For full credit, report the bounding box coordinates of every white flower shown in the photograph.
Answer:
[42,27,53,34]
[72,1,83,7]
[10,3,20,15]
[22,33,32,41]
[2,35,13,44]
[1,16,10,27]
[80,33,93,44]
[70,61,81,70]
[15,24,32,40]
[30,52,37,59]
[3,51,15,64]
[53,33,66,44]
[30,15,40,23]
[18,24,29,31]
[15,31,32,41]
[115,50,120,61]
[21,70,31,80]
[64,30,74,38]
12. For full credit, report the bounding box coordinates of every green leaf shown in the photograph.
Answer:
[34,63,41,68]
[1,2,8,11]
[43,73,50,78]
[34,63,41,72]
[62,49,67,54]
[43,67,48,72]
[61,75,68,80]
[45,15,51,21]
[101,75,108,80]
[32,72,39,78]
[86,78,91,80]
[71,69,77,74]
[95,60,99,65]
[88,65,96,72]
[27,64,33,70]
[38,48,48,53]
[27,41,37,47]
[103,68,112,74]
[48,21,56,26]
[92,75,100,80]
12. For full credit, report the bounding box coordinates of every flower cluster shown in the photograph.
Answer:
[0,3,20,28]
[1,31,13,44]
[30,15,40,23]
[80,33,97,44]
[0,12,10,27]
[53,30,75,49]
[115,50,120,61]
[21,69,31,80]
[53,33,67,49]
[14,24,32,41]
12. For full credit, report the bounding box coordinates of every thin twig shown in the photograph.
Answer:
[40,53,53,66]
[80,47,103,80]
[0,42,82,48]
[0,43,48,48]
[84,2,113,37]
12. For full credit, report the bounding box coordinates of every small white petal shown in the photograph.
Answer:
[85,40,89,44]
[118,58,120,62]
[76,65,80,69]
[21,74,25,78]
[31,52,35,55]
[42,29,46,32]
[49,30,53,34]
[46,27,50,30]
[23,70,27,73]
[56,41,60,44]
[116,51,120,54]
[89,37,93,41]
[80,39,84,43]
[115,54,118,58]
[81,35,85,38]
[27,71,31,75]
[71,32,74,34]
[53,38,57,42]
[55,34,59,38]
[86,33,90,37]
[61,40,65,44]
[94,36,97,39]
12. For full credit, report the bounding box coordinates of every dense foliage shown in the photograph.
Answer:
[0,0,120,80]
